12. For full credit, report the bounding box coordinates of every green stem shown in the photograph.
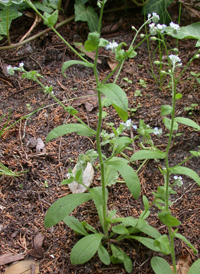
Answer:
[168,227,177,274]
[6,6,11,45]
[164,68,178,274]
[94,1,108,235]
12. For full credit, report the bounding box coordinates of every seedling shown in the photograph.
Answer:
[184,103,198,115]
[139,79,147,88]
[123,77,132,84]
[134,89,142,97]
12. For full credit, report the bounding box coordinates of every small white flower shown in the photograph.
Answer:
[132,125,137,130]
[7,65,15,75]
[157,24,167,33]
[66,173,72,179]
[149,23,157,35]
[105,41,118,51]
[169,54,182,66]
[152,12,160,23]
[153,127,159,135]
[170,22,180,33]
[174,175,183,185]
[19,62,24,67]
[126,119,132,128]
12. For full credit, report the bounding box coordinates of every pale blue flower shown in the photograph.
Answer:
[132,125,137,130]
[105,41,118,51]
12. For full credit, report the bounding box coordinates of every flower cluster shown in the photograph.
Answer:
[7,62,24,75]
[173,175,183,186]
[147,13,180,36]
[170,22,180,33]
[149,23,167,35]
[105,41,118,52]
[168,54,182,67]
[148,12,160,23]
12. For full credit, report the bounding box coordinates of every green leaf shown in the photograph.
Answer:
[107,210,117,221]
[112,224,130,235]
[33,1,53,13]
[89,187,108,228]
[175,93,182,100]
[110,244,133,273]
[128,236,170,254]
[70,233,103,264]
[174,117,200,130]
[161,105,173,116]
[106,157,140,199]
[158,211,180,227]
[166,22,200,41]
[0,7,22,35]
[153,235,172,254]
[142,195,149,211]
[84,31,100,51]
[75,1,98,32]
[130,150,165,162]
[187,259,200,274]
[112,217,161,239]
[97,84,128,122]
[98,244,110,265]
[84,32,100,52]
[123,254,133,273]
[63,216,88,236]
[44,193,91,227]
[99,38,109,47]
[163,117,178,131]
[113,136,132,155]
[46,124,96,142]
[105,165,118,187]
[170,166,200,186]
[126,46,137,58]
[143,0,174,24]
[43,10,58,27]
[174,233,198,254]
[61,60,93,77]
[151,256,173,274]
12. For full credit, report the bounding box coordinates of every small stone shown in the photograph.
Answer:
[68,162,94,194]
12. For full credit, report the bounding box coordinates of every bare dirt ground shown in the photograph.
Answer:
[0,1,200,273]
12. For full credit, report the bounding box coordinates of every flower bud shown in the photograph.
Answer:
[150,36,157,41]
[132,26,136,31]
[140,34,145,38]
[160,70,167,75]
[172,48,179,53]
[194,54,199,59]
[154,60,161,65]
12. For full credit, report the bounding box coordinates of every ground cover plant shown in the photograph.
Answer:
[0,0,200,273]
